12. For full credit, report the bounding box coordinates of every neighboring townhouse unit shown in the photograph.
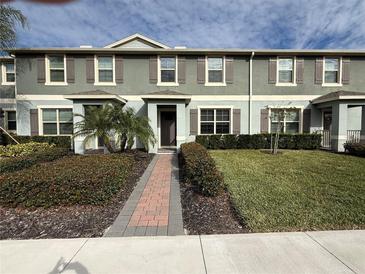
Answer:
[4,33,365,153]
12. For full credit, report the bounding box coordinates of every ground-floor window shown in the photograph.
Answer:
[5,110,16,131]
[270,108,300,133]
[200,108,231,134]
[42,108,73,135]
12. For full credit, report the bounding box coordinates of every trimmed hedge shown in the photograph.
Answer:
[2,134,71,149]
[196,134,321,150]
[0,154,134,207]
[0,142,56,157]
[180,142,224,196]
[344,142,365,157]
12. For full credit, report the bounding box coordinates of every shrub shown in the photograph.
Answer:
[0,142,55,157]
[195,135,209,148]
[180,142,224,196]
[344,142,365,157]
[221,134,237,149]
[208,134,223,149]
[0,154,134,207]
[3,134,71,149]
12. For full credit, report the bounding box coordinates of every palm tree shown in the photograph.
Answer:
[0,4,27,49]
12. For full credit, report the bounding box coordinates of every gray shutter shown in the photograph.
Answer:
[260,109,269,133]
[115,55,124,84]
[190,109,198,135]
[30,109,39,136]
[197,56,205,84]
[342,58,350,85]
[66,56,75,83]
[37,56,45,83]
[178,57,186,84]
[315,58,323,84]
[233,109,240,134]
[225,57,234,84]
[296,58,304,84]
[268,58,277,84]
[302,109,311,133]
[149,56,158,84]
[86,56,94,83]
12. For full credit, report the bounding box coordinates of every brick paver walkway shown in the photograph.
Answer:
[104,154,184,237]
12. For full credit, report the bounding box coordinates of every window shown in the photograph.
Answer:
[159,56,177,83]
[6,111,16,131]
[270,108,300,134]
[97,56,114,83]
[42,108,73,135]
[207,57,224,83]
[324,57,340,84]
[278,58,294,84]
[48,55,65,82]
[200,108,230,134]
[2,63,15,84]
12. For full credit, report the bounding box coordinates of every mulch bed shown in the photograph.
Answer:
[0,151,152,240]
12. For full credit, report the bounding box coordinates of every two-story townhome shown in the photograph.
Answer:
[4,34,365,153]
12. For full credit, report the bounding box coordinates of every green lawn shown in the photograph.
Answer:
[210,150,365,232]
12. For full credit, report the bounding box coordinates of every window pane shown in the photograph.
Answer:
[286,123,299,133]
[98,57,113,69]
[161,70,175,82]
[271,109,284,122]
[50,70,65,82]
[216,109,230,121]
[325,58,339,71]
[160,57,175,69]
[201,123,214,134]
[278,58,293,70]
[59,109,73,122]
[286,110,300,122]
[5,63,14,72]
[43,123,57,135]
[279,71,293,83]
[208,70,223,82]
[271,122,283,133]
[201,109,214,121]
[7,121,16,130]
[325,71,338,83]
[216,122,230,134]
[6,73,15,82]
[208,58,223,70]
[60,123,73,134]
[7,111,16,120]
[49,56,64,69]
[43,109,57,121]
[99,70,113,82]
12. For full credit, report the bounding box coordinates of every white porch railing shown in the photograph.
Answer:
[317,130,331,149]
[347,130,361,143]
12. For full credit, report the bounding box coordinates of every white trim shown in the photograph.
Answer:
[312,94,365,104]
[205,56,226,86]
[1,62,15,85]
[197,106,233,135]
[267,106,304,134]
[157,55,179,86]
[0,99,16,104]
[45,54,68,86]
[94,55,116,85]
[63,94,127,103]
[322,56,343,87]
[104,33,170,49]
[38,106,73,136]
[276,56,297,86]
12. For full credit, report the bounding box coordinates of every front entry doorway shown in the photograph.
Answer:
[160,111,176,147]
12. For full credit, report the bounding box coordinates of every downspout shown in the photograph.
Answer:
[249,51,255,134]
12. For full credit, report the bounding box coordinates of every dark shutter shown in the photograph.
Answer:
[296,58,304,84]
[149,56,158,84]
[260,109,269,133]
[225,57,234,84]
[30,109,39,136]
[197,56,205,84]
[302,109,311,133]
[315,58,323,84]
[342,58,350,85]
[268,58,277,84]
[178,56,186,84]
[66,56,75,83]
[86,56,94,83]
[190,109,198,135]
[233,109,240,134]
[37,56,45,83]
[115,55,124,84]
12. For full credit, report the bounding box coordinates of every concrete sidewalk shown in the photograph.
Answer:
[1,230,364,274]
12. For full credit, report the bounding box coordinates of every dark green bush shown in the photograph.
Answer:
[344,142,365,157]
[180,142,224,196]
[3,134,71,149]
[0,154,134,207]
[221,134,237,149]
[195,135,209,148]
[208,135,222,149]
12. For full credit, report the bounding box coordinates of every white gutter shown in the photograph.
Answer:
[249,51,255,134]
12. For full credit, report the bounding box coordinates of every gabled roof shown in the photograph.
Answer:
[141,90,191,101]
[104,33,170,49]
[311,90,365,104]
[63,90,127,103]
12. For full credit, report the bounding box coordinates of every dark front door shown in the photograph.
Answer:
[160,111,176,147]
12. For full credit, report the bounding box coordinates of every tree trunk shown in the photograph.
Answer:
[120,133,127,152]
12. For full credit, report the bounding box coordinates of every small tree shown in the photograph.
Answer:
[270,107,296,154]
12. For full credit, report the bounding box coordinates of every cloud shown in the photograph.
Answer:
[9,0,365,49]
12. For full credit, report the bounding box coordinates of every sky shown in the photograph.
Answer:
[8,0,365,49]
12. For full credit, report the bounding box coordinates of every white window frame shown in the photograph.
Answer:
[157,55,179,86]
[198,106,233,135]
[2,108,16,132]
[268,106,303,134]
[45,54,67,86]
[38,105,73,136]
[276,56,297,86]
[94,55,116,86]
[1,62,15,85]
[322,56,342,87]
[205,56,226,86]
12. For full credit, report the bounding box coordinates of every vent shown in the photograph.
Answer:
[174,46,187,49]
[80,45,92,48]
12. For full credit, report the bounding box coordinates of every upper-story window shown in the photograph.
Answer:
[158,56,177,85]
[206,57,225,84]
[277,57,295,84]
[2,63,15,85]
[45,55,67,85]
[323,57,341,84]
[96,56,114,84]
